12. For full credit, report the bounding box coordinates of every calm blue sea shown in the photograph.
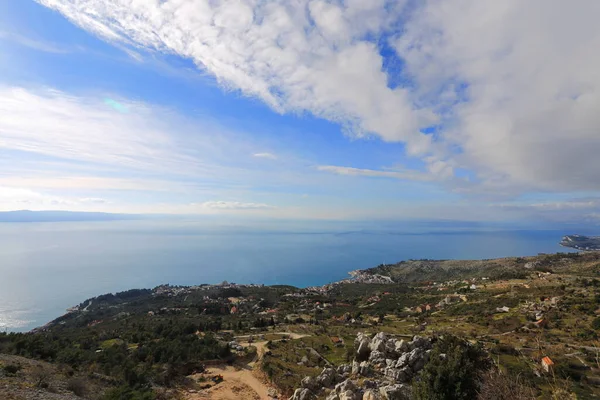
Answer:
[0,219,586,331]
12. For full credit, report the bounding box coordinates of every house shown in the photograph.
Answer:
[415,306,423,313]
[425,304,432,311]
[541,356,554,373]
[470,284,477,290]
[496,306,510,313]
[230,306,238,314]
[330,336,344,346]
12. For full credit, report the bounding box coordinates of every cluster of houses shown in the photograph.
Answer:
[521,296,560,329]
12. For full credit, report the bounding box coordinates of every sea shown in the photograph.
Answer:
[0,218,590,332]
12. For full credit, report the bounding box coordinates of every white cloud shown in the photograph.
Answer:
[35,0,434,152]
[0,86,313,213]
[498,199,600,212]
[317,165,432,181]
[0,186,108,210]
[395,0,600,192]
[36,0,600,196]
[0,86,286,184]
[193,201,273,210]
[253,152,278,160]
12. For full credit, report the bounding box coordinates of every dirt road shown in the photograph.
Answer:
[183,331,309,400]
[186,365,273,400]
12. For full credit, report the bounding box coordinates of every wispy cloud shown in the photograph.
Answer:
[497,199,600,212]
[0,86,297,213]
[0,186,108,209]
[193,201,273,210]
[253,152,278,160]
[0,30,70,54]
[317,165,432,181]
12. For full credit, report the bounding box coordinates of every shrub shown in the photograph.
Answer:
[102,385,155,400]
[67,377,89,397]
[478,369,536,400]
[31,366,51,389]
[2,363,21,375]
[414,335,492,400]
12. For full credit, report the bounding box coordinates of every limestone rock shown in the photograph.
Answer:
[351,361,360,375]
[317,367,339,388]
[368,350,386,366]
[301,376,319,391]
[335,379,357,393]
[379,384,411,400]
[290,388,315,400]
[369,332,387,353]
[394,340,408,354]
[363,389,379,400]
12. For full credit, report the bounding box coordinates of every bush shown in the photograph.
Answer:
[67,377,88,397]
[592,317,600,330]
[414,335,492,400]
[2,363,21,375]
[478,369,536,400]
[31,365,51,388]
[102,385,155,400]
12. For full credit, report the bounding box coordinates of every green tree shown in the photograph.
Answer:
[414,335,491,400]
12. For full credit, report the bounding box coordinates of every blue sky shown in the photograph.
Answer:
[0,0,599,224]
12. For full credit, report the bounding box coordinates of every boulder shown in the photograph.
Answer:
[368,350,386,366]
[395,352,410,369]
[335,379,357,393]
[351,361,360,375]
[383,367,403,382]
[363,390,379,400]
[359,361,372,376]
[407,348,424,367]
[385,338,398,355]
[394,340,408,354]
[369,332,387,352]
[290,388,315,400]
[317,367,339,388]
[379,384,411,400]
[357,339,371,359]
[338,364,352,375]
[339,391,360,400]
[409,336,431,350]
[326,392,340,400]
[301,376,319,391]
[363,379,378,389]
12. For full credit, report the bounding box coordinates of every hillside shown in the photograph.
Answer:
[358,252,588,283]
[3,251,600,399]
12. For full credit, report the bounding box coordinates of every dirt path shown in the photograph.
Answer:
[183,331,310,400]
[185,366,272,400]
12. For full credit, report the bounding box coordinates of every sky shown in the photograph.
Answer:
[0,0,599,224]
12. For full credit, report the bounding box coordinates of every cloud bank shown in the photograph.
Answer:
[36,0,600,195]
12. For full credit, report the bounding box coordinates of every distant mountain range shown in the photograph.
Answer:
[0,210,142,222]
[560,234,600,251]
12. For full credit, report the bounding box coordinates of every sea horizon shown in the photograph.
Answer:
[0,218,592,332]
